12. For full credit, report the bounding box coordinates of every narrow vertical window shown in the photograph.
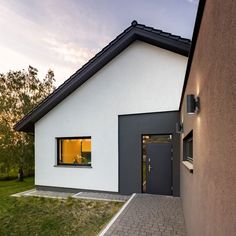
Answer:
[183,131,193,163]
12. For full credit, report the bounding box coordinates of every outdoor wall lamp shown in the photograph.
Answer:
[187,94,200,114]
[176,122,184,133]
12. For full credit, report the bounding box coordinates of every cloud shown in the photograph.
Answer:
[0,45,74,86]
[0,0,199,87]
[0,3,97,86]
[43,37,97,65]
[186,0,199,4]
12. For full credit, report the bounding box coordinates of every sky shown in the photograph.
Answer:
[0,0,199,86]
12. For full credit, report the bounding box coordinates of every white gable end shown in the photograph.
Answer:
[35,41,187,191]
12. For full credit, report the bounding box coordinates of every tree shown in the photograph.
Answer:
[0,66,55,180]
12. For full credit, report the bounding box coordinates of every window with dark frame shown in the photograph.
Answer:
[57,137,91,166]
[183,131,193,163]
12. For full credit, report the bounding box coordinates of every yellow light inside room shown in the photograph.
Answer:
[59,138,91,165]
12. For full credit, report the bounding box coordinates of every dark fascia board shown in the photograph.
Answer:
[179,0,206,110]
[135,29,190,56]
[14,21,191,133]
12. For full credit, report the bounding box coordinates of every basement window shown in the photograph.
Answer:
[57,137,91,166]
[183,131,193,163]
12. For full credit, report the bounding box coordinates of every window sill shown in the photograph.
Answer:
[182,161,193,173]
[54,165,92,168]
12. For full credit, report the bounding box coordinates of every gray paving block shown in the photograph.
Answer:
[103,194,186,236]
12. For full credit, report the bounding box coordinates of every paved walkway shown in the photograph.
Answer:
[101,194,186,236]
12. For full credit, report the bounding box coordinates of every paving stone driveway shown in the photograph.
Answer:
[103,194,186,236]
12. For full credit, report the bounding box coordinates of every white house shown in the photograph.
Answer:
[15,21,190,195]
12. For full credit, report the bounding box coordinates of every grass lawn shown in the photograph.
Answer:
[0,178,123,236]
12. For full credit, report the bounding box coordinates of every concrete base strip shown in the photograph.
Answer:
[72,195,125,202]
[11,189,72,199]
[72,192,129,202]
[25,194,67,199]
[11,189,36,197]
[98,193,136,236]
[73,192,82,196]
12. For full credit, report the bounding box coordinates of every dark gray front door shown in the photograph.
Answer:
[146,143,172,195]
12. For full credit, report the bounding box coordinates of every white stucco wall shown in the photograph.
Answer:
[35,40,187,192]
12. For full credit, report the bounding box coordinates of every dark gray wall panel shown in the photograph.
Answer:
[119,111,180,196]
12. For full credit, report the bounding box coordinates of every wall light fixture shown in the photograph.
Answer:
[187,94,200,114]
[176,122,184,133]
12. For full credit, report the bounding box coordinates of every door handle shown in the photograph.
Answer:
[148,164,152,173]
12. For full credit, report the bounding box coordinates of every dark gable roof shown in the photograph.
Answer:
[14,20,191,132]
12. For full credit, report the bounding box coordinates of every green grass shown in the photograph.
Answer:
[0,178,123,236]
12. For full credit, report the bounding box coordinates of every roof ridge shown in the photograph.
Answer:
[14,21,191,131]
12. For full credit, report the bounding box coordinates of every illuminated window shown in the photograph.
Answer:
[57,137,91,166]
[183,131,193,163]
